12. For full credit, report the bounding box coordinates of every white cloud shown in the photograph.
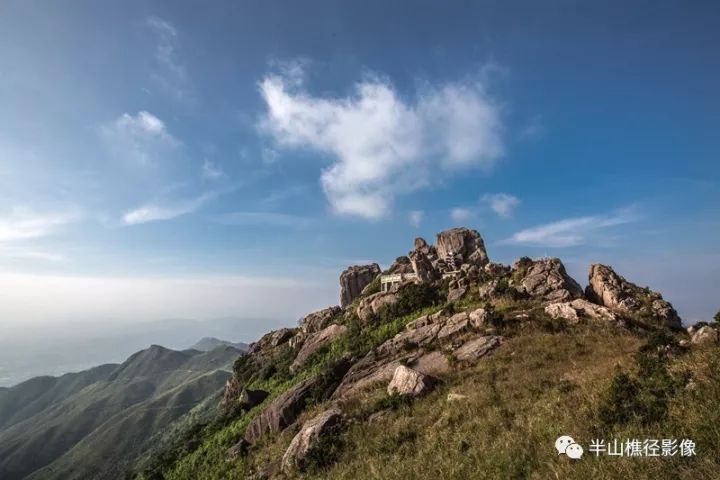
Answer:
[0,207,79,243]
[146,17,191,101]
[482,193,520,218]
[201,159,225,180]
[258,65,503,219]
[450,207,473,223]
[123,193,213,225]
[408,210,424,228]
[504,208,638,247]
[101,111,179,166]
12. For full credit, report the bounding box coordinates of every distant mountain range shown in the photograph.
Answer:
[0,317,277,387]
[0,343,242,480]
[190,337,249,352]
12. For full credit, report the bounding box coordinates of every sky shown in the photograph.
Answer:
[0,0,718,339]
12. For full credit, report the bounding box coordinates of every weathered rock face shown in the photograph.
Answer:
[281,408,343,472]
[387,366,435,396]
[453,336,502,363]
[290,324,348,373]
[436,228,489,268]
[386,256,414,275]
[513,257,583,302]
[225,438,249,460]
[691,325,719,345]
[340,264,381,308]
[245,377,320,443]
[299,306,342,334]
[242,388,270,408]
[586,264,682,329]
[221,376,243,408]
[356,291,398,321]
[334,308,501,397]
[248,328,295,356]
[409,237,441,282]
[545,299,618,324]
[484,262,511,277]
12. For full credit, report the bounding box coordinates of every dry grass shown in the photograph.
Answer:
[265,324,720,480]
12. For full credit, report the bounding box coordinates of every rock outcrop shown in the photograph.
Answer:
[386,256,414,275]
[299,306,342,334]
[248,328,295,357]
[356,291,398,321]
[334,308,501,397]
[340,264,381,308]
[544,299,618,324]
[586,264,681,329]
[281,408,343,472]
[290,324,348,373]
[513,257,583,302]
[387,366,435,396]
[690,325,719,345]
[409,237,441,282]
[244,377,320,443]
[436,228,489,268]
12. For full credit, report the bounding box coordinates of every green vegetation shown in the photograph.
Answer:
[137,285,720,480]
[0,346,241,480]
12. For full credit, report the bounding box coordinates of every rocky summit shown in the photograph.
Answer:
[126,226,719,480]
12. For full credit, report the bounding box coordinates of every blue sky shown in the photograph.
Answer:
[0,0,718,332]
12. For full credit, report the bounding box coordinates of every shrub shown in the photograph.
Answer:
[599,333,682,428]
[714,311,720,324]
[362,275,381,296]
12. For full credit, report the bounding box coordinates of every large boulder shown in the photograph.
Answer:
[340,264,381,308]
[281,408,343,472]
[544,299,618,324]
[244,377,320,443]
[513,257,583,302]
[436,228,489,268]
[408,237,441,282]
[387,366,435,396]
[386,256,414,275]
[290,324,348,373]
[691,325,719,345]
[356,291,398,321]
[248,328,295,356]
[299,306,341,334]
[586,264,682,329]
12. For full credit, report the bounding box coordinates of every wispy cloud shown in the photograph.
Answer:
[201,159,226,180]
[260,184,310,206]
[503,208,639,247]
[146,16,192,101]
[123,193,214,225]
[0,246,66,262]
[408,210,424,228]
[258,63,504,219]
[482,193,520,218]
[212,211,312,228]
[519,115,546,140]
[450,207,473,223]
[101,111,179,166]
[0,207,79,243]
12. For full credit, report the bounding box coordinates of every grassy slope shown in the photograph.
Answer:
[294,327,720,480]
[0,346,240,480]
[0,363,117,430]
[154,310,720,480]
[27,370,232,480]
